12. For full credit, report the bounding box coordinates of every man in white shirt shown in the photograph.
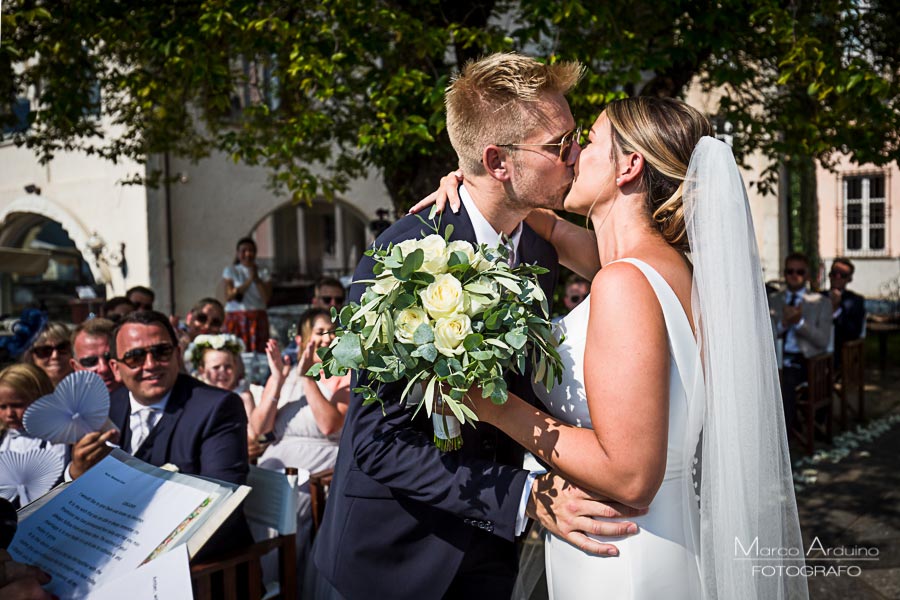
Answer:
[66,311,252,555]
[768,252,832,429]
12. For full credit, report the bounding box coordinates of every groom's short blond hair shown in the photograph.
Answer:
[445,53,583,175]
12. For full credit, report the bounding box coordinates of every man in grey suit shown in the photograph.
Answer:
[768,252,833,429]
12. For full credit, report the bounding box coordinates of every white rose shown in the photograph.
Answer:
[371,273,400,295]
[394,307,430,344]
[420,273,465,319]
[464,277,500,317]
[446,240,476,265]
[395,235,447,274]
[210,335,225,350]
[417,234,449,274]
[396,238,419,257]
[433,314,472,357]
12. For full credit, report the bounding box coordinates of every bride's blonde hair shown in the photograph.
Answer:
[605,97,713,252]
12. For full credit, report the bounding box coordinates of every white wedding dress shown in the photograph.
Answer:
[536,258,703,599]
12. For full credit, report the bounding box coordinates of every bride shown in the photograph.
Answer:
[425,96,807,599]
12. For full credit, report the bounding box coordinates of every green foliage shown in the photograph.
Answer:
[1,0,897,219]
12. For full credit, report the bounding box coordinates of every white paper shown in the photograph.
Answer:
[9,454,208,599]
[85,543,193,600]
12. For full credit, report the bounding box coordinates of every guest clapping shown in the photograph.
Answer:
[251,309,349,444]
[251,309,350,580]
[25,322,73,387]
[222,237,272,353]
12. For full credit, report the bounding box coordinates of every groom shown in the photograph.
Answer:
[314,53,640,599]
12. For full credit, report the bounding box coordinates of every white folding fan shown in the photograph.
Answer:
[23,370,111,444]
[0,448,65,504]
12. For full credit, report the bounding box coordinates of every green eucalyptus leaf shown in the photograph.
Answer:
[462,333,483,351]
[333,333,364,370]
[413,322,434,344]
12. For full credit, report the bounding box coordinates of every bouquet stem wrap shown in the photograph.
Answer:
[432,399,462,451]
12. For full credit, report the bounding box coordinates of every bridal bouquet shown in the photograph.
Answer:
[311,219,564,451]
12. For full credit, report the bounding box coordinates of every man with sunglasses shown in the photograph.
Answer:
[125,285,155,312]
[768,252,833,429]
[185,298,226,340]
[70,318,121,394]
[315,54,641,600]
[65,312,252,554]
[68,310,249,482]
[824,257,866,370]
[311,277,346,310]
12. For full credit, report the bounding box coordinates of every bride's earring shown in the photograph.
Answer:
[615,177,622,185]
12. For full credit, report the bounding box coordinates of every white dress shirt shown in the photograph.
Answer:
[779,288,807,355]
[459,185,523,264]
[459,184,541,535]
[128,391,171,453]
[63,390,173,482]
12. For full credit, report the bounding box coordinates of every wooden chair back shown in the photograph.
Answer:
[838,339,865,428]
[791,353,834,455]
[308,468,334,538]
[191,468,298,600]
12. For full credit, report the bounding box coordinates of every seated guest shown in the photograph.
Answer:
[70,318,120,394]
[185,298,226,341]
[310,277,346,310]
[102,296,135,323]
[0,364,65,506]
[251,309,350,579]
[67,310,251,554]
[184,333,261,460]
[174,298,226,350]
[554,274,590,323]
[125,286,155,312]
[824,257,866,370]
[563,274,590,311]
[768,252,832,429]
[25,322,73,388]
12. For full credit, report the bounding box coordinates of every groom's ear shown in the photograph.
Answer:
[483,145,511,182]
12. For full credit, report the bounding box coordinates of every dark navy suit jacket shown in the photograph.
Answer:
[825,288,866,363]
[109,373,251,555]
[313,205,558,599]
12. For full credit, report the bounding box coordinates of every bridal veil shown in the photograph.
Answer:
[684,136,808,599]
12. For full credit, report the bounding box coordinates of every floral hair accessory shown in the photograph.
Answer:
[184,333,245,374]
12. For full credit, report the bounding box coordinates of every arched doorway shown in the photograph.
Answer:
[0,213,99,321]
[250,198,372,306]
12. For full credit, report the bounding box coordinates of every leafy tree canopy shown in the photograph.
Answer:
[2,0,897,209]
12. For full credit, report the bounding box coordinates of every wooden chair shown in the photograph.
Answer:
[836,339,865,429]
[791,353,834,455]
[308,468,334,538]
[191,468,298,600]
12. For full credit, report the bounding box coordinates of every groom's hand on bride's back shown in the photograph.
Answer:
[528,472,646,556]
